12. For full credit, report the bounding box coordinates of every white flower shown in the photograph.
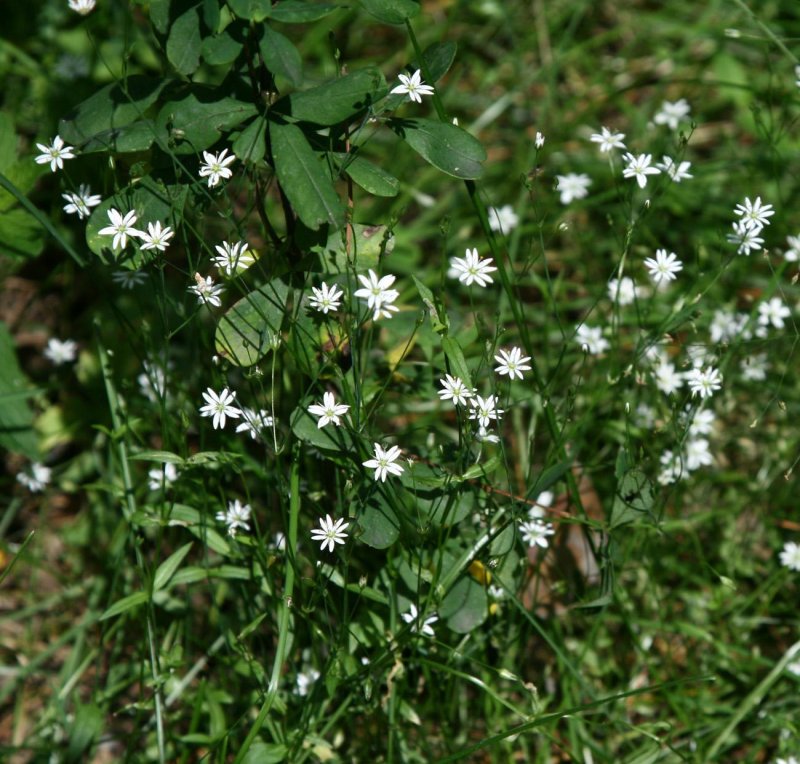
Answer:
[488,205,519,233]
[139,221,175,252]
[16,462,52,492]
[658,450,685,485]
[98,209,143,251]
[710,309,748,343]
[363,443,404,482]
[68,0,96,14]
[401,603,438,637]
[34,135,75,172]
[44,338,78,364]
[308,282,344,314]
[310,514,349,553]
[62,184,101,218]
[534,131,546,148]
[589,126,626,153]
[644,249,683,284]
[607,276,640,306]
[112,269,147,289]
[555,173,591,204]
[216,499,252,537]
[449,248,497,287]
[685,366,722,399]
[468,394,504,428]
[494,347,532,380]
[684,438,712,471]
[779,541,800,572]
[734,196,774,231]
[726,219,764,256]
[656,156,693,182]
[622,153,661,188]
[295,668,320,696]
[519,519,554,549]
[147,463,178,491]
[390,69,435,103]
[784,234,800,262]
[199,387,241,429]
[212,240,255,275]
[528,491,553,521]
[189,273,224,307]
[757,297,790,329]
[653,362,684,395]
[354,269,399,320]
[308,392,350,428]
[687,407,715,437]
[575,324,609,355]
[138,361,168,403]
[740,353,769,381]
[476,426,500,444]
[235,408,274,440]
[437,374,473,406]
[796,64,800,89]
[653,99,691,130]
[199,148,236,188]
[634,403,656,429]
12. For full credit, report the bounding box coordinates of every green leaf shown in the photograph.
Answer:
[440,576,488,633]
[66,703,103,760]
[269,121,345,230]
[59,76,169,153]
[0,207,44,260]
[154,542,193,591]
[358,0,420,24]
[232,118,267,164]
[441,336,473,389]
[259,25,303,88]
[0,113,17,172]
[100,591,149,620]
[167,505,232,555]
[269,1,339,22]
[201,28,244,66]
[156,87,257,155]
[167,7,202,76]
[215,279,290,366]
[311,223,392,274]
[389,118,486,179]
[290,405,355,452]
[277,67,387,125]
[358,494,400,549]
[337,153,399,197]
[227,0,272,21]
[412,275,447,333]
[0,322,38,458]
[414,41,458,83]
[241,742,288,764]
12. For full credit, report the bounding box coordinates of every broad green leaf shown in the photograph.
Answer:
[167,505,231,555]
[337,153,399,197]
[269,1,340,22]
[278,67,387,126]
[66,703,103,761]
[167,7,202,76]
[100,591,149,620]
[59,76,169,153]
[259,25,303,88]
[232,118,267,164]
[0,113,16,172]
[154,542,193,591]
[358,494,400,549]
[227,0,272,21]
[202,28,244,66]
[0,322,38,458]
[156,88,257,154]
[215,279,290,366]
[358,0,420,24]
[0,160,42,212]
[441,336,473,389]
[414,41,458,84]
[0,207,44,260]
[269,121,344,230]
[312,223,392,274]
[389,118,486,179]
[416,490,471,526]
[241,742,289,764]
[290,405,355,452]
[439,576,488,633]
[610,466,655,529]
[130,450,184,464]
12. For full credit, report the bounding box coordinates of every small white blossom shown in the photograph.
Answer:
[658,450,685,485]
[449,248,497,287]
[528,491,553,521]
[758,297,790,329]
[34,135,75,172]
[363,443,404,482]
[98,209,144,251]
[212,240,255,275]
[534,131,546,148]
[476,426,500,444]
[308,282,344,314]
[494,347,532,381]
[644,249,683,284]
[686,407,715,437]
[607,276,640,306]
[354,270,399,320]
[189,273,224,308]
[112,269,147,289]
[589,126,626,153]
[656,156,693,182]
[402,603,438,637]
[310,514,349,553]
[199,387,241,430]
[622,153,661,189]
[308,392,350,428]
[726,220,764,256]
[68,0,96,13]
[653,362,684,395]
[16,462,52,492]
[779,541,800,572]
[62,184,101,218]
[740,353,769,381]
[634,403,656,429]
[390,69,435,103]
[44,338,78,365]
[555,173,591,204]
[684,438,712,471]
[685,366,722,399]
[710,309,748,343]
[235,408,274,440]
[216,499,252,537]
[653,99,691,130]
[147,463,178,491]
[437,375,473,406]
[138,361,168,403]
[468,395,504,428]
[784,234,800,262]
[295,668,320,696]
[519,519,555,549]
[488,205,519,233]
[575,324,609,355]
[139,221,175,252]
[199,148,236,188]
[734,196,774,231]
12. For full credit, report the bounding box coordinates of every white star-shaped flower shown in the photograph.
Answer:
[34,135,75,172]
[437,374,473,406]
[139,221,175,252]
[656,156,693,182]
[468,394,504,428]
[449,248,497,287]
[198,387,241,429]
[555,173,592,204]
[494,347,532,381]
[354,270,399,320]
[622,153,661,188]
[308,282,344,314]
[310,514,350,553]
[308,392,350,428]
[62,184,101,218]
[589,126,626,153]
[199,148,236,188]
[189,273,224,307]
[401,603,438,637]
[98,209,144,251]
[362,443,404,482]
[685,366,722,399]
[644,249,683,284]
[215,499,252,537]
[390,69,435,103]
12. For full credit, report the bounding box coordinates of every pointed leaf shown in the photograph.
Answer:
[337,153,399,197]
[441,336,473,389]
[232,118,267,164]
[154,542,193,591]
[167,7,202,76]
[358,0,420,24]
[259,25,303,87]
[358,494,400,549]
[440,576,488,633]
[268,1,340,22]
[100,591,149,620]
